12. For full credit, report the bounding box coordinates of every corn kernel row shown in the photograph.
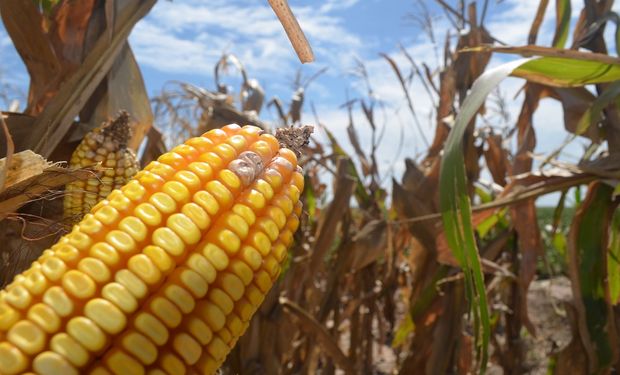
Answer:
[90,149,301,374]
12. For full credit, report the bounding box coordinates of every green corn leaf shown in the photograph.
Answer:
[441,46,620,375]
[440,59,528,373]
[608,211,620,305]
[512,57,620,87]
[569,183,616,371]
[553,0,571,48]
[576,80,620,135]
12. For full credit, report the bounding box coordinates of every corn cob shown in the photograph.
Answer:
[0,124,305,375]
[64,111,140,222]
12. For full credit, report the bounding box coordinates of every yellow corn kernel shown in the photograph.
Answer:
[158,152,187,170]
[187,161,214,182]
[159,353,186,375]
[174,268,208,299]
[184,316,212,346]
[134,313,169,346]
[78,258,111,284]
[33,351,78,375]
[119,217,148,242]
[167,213,201,245]
[174,170,201,191]
[102,283,138,314]
[194,355,218,375]
[149,192,177,215]
[106,230,136,253]
[89,242,120,266]
[84,299,127,334]
[149,297,182,328]
[206,336,228,361]
[240,246,262,271]
[67,317,107,352]
[122,332,158,365]
[50,333,89,367]
[186,254,216,284]
[7,320,46,355]
[94,205,121,226]
[54,244,80,266]
[185,137,214,154]
[181,203,211,230]
[193,190,220,216]
[40,257,67,282]
[146,161,176,180]
[143,246,174,275]
[253,270,273,293]
[221,212,249,238]
[115,270,148,299]
[128,255,163,286]
[172,333,202,365]
[105,349,145,375]
[134,203,162,227]
[232,203,256,226]
[62,270,96,299]
[207,289,234,315]
[42,287,73,317]
[0,304,20,331]
[152,228,185,257]
[197,302,226,332]
[27,304,60,334]
[229,260,254,286]
[90,365,114,375]
[164,285,194,314]
[208,228,241,254]
[202,244,229,271]
[218,273,244,301]
[162,181,191,205]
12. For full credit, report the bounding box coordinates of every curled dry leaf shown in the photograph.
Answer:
[280,297,355,375]
[350,219,388,272]
[0,150,100,221]
[0,114,15,192]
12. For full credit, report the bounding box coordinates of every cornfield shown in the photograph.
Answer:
[0,1,619,374]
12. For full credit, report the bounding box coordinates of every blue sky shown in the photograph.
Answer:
[0,0,618,204]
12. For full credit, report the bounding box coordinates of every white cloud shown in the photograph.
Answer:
[130,0,362,78]
[319,0,359,13]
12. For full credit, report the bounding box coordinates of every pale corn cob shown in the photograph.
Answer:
[64,111,140,222]
[0,124,305,375]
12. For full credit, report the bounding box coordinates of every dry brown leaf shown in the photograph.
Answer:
[0,115,15,193]
[280,297,354,374]
[26,0,157,158]
[49,0,97,68]
[484,133,510,186]
[0,164,99,221]
[0,1,62,115]
[0,112,37,157]
[350,219,387,272]
[0,150,49,193]
[83,44,154,151]
[307,158,355,276]
[540,86,601,142]
[140,126,167,166]
[510,200,542,335]
[554,304,589,375]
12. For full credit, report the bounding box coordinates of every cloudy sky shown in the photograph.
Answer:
[0,0,618,204]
